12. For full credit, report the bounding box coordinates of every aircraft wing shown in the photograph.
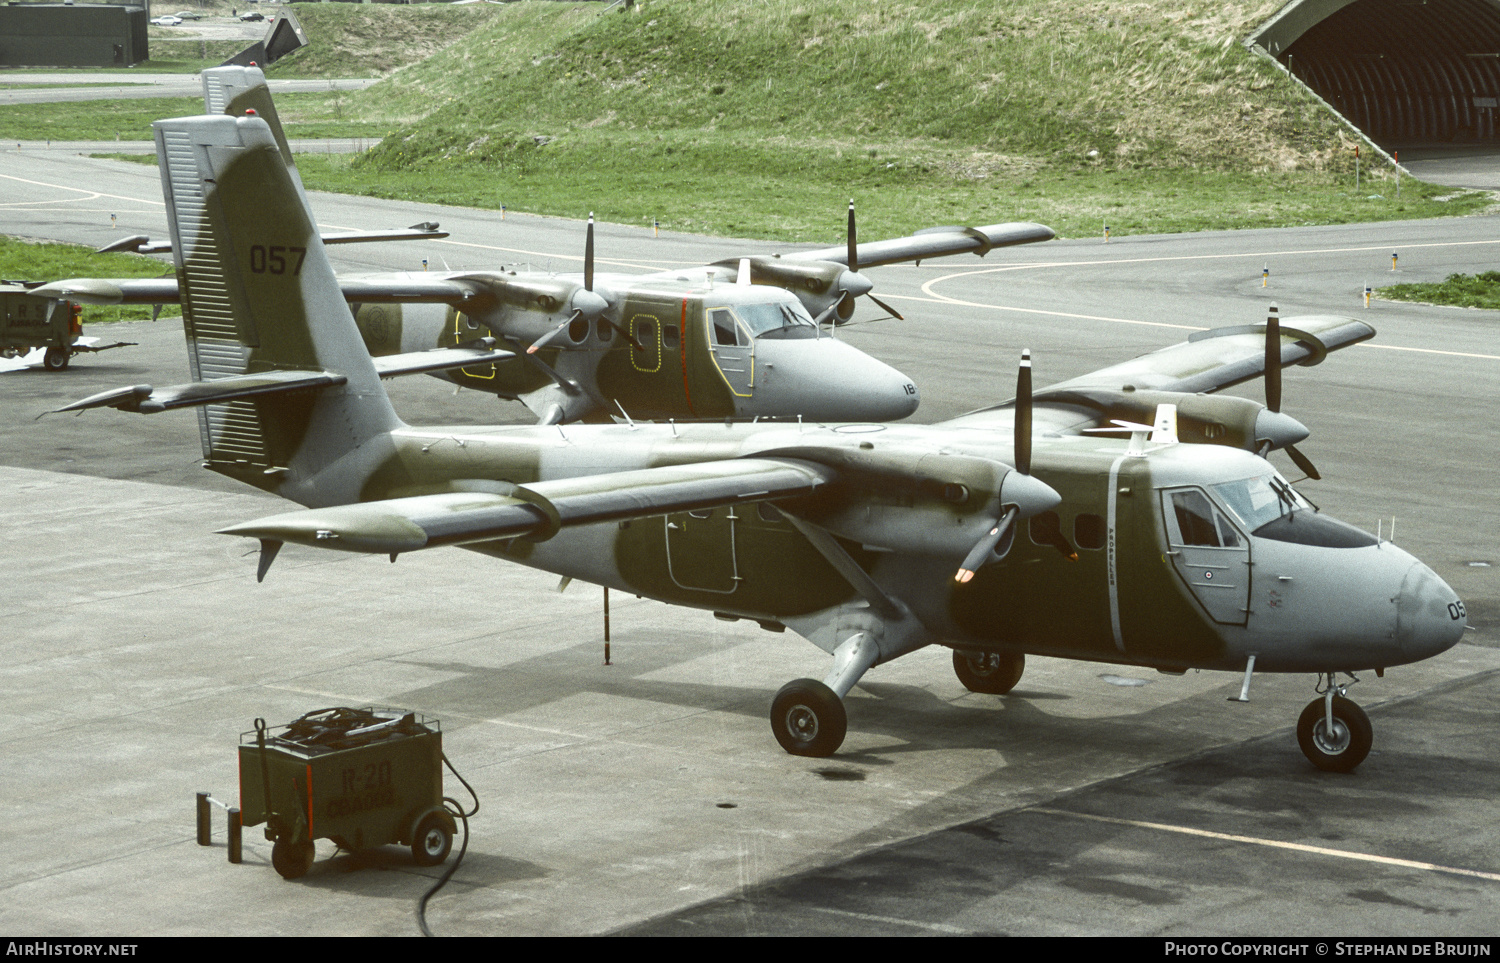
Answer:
[785,221,1056,268]
[1045,315,1375,396]
[217,457,835,566]
[34,275,485,307]
[946,314,1376,435]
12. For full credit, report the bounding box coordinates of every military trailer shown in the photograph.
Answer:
[1,283,132,370]
[239,708,455,880]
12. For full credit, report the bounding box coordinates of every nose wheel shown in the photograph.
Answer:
[1297,694,1371,772]
[770,679,846,757]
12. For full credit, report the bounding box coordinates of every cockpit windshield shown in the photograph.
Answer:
[1212,473,1310,532]
[738,301,819,340]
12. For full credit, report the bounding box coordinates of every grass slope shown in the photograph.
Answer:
[1380,272,1500,311]
[0,237,171,324]
[317,0,1486,241]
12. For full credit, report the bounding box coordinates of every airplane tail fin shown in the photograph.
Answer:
[201,65,305,196]
[154,112,400,500]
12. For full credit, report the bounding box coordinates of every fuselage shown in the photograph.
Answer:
[292,417,1466,678]
[352,271,919,423]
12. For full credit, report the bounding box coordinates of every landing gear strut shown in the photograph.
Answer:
[1297,676,1372,772]
[952,650,1025,695]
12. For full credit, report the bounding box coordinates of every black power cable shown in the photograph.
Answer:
[417,752,480,937]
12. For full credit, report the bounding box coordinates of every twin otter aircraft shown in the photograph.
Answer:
[46,114,1468,772]
[65,66,1056,426]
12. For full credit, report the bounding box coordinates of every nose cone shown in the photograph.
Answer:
[1396,562,1467,661]
[1254,408,1310,450]
[746,338,919,421]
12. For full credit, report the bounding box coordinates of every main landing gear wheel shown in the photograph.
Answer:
[271,838,315,880]
[771,679,847,757]
[1297,696,1372,773]
[953,650,1025,695]
[42,347,69,371]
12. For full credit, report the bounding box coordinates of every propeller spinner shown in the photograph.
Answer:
[955,350,1061,583]
[526,213,636,355]
[1258,306,1321,480]
[832,200,905,323]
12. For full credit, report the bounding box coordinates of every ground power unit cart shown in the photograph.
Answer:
[239,707,457,880]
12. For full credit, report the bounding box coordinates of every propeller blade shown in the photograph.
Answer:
[527,311,581,355]
[1265,305,1281,413]
[865,292,905,321]
[847,199,858,273]
[955,508,1018,584]
[1286,444,1322,481]
[1015,349,1032,476]
[601,317,645,352]
[584,213,595,293]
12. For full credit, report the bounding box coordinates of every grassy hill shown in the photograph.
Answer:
[288,0,1482,241]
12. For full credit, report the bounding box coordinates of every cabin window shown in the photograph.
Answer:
[635,318,658,345]
[1029,511,1062,547]
[662,324,679,349]
[596,319,613,343]
[711,309,740,346]
[1074,513,1106,550]
[757,502,783,523]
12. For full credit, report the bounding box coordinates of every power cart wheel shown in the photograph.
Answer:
[770,679,846,757]
[953,649,1025,695]
[271,838,315,879]
[1297,695,1372,773]
[42,347,69,371]
[411,813,454,867]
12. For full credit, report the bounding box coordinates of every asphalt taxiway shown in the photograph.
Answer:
[1,152,1497,936]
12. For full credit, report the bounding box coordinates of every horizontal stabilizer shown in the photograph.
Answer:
[51,369,345,414]
[788,222,1055,268]
[371,340,516,378]
[218,457,834,559]
[93,225,447,258]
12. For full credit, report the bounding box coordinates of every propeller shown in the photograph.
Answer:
[955,350,1061,583]
[527,213,638,355]
[1257,306,1321,480]
[832,201,904,322]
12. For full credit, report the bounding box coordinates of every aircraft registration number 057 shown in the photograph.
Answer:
[249,245,307,276]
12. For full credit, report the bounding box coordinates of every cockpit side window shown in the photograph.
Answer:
[1171,490,1224,547]
[710,309,741,347]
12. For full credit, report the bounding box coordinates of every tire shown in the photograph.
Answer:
[271,838,315,879]
[953,649,1025,695]
[411,812,454,867]
[770,678,847,757]
[42,347,69,371]
[1297,696,1372,773]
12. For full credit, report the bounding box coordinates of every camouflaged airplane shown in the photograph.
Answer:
[57,66,1055,426]
[43,113,1469,772]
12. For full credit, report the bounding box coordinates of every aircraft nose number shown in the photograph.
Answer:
[1449,601,1467,620]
